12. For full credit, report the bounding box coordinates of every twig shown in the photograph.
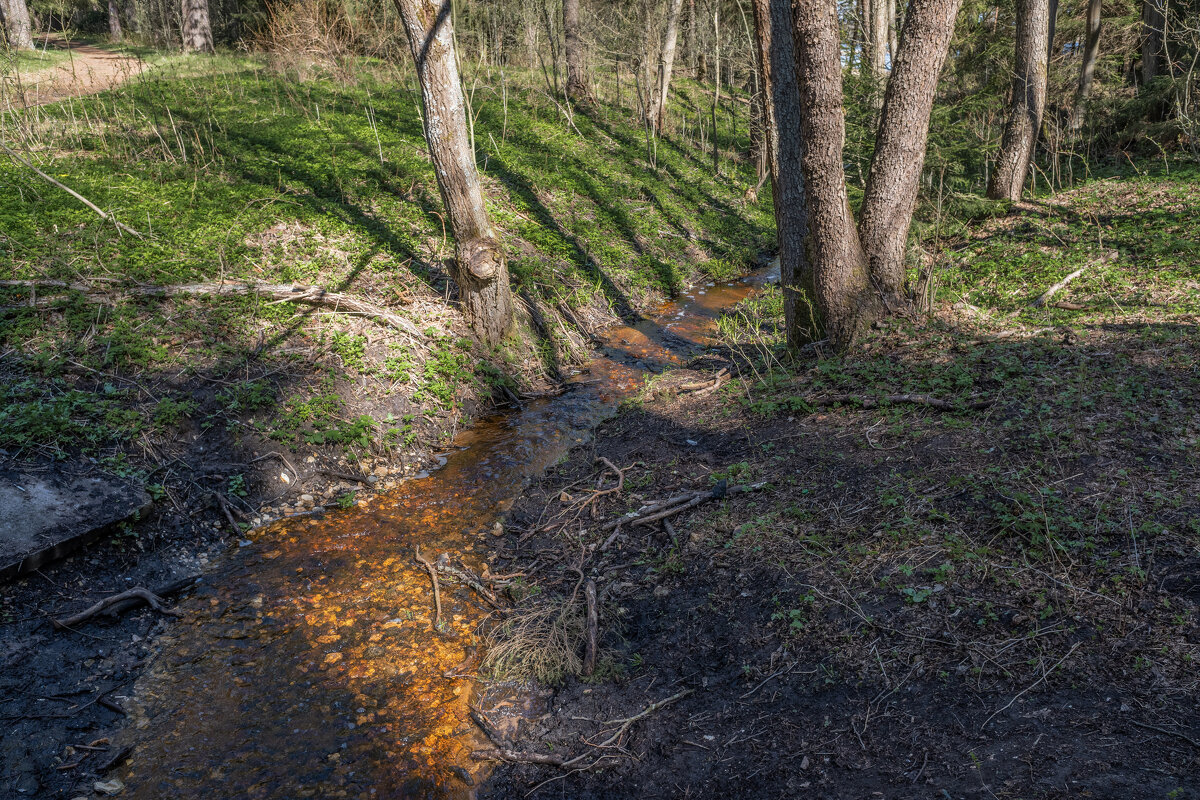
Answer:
[53,588,181,629]
[1128,720,1200,750]
[979,642,1081,730]
[0,140,145,238]
[1030,251,1116,308]
[414,546,442,630]
[214,492,240,535]
[583,579,598,677]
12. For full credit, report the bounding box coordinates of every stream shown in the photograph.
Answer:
[117,262,778,799]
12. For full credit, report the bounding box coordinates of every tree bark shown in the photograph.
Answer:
[1067,0,1101,130]
[181,0,214,53]
[651,0,686,133]
[887,0,899,65]
[751,0,818,345]
[1140,0,1163,84]
[0,0,34,50]
[790,0,880,349]
[563,0,592,104]
[108,0,123,40]
[394,0,515,346]
[869,0,889,77]
[986,0,1050,201]
[858,0,964,309]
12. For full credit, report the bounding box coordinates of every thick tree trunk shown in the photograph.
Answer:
[887,0,899,65]
[790,0,880,349]
[858,0,964,310]
[181,0,214,53]
[986,0,1050,201]
[751,0,818,344]
[1068,0,1101,130]
[1140,0,1163,84]
[394,0,515,346]
[650,0,686,133]
[0,0,34,50]
[563,0,592,104]
[108,0,123,40]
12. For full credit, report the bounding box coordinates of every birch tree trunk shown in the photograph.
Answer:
[858,0,964,310]
[108,0,124,40]
[393,0,515,346]
[1068,0,1101,130]
[0,0,34,50]
[986,0,1050,201]
[651,0,686,133]
[181,0,214,53]
[750,0,818,344]
[563,0,592,104]
[789,0,880,349]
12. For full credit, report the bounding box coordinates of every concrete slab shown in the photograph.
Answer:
[0,471,152,583]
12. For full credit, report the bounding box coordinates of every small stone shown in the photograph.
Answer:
[367,475,379,484]
[491,522,504,537]
[94,779,125,796]
[800,755,810,770]
[559,491,574,503]
[653,584,670,598]
[305,456,316,463]
[310,506,326,516]
[300,494,315,506]
[374,466,389,477]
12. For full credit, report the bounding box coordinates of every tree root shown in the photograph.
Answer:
[53,588,182,630]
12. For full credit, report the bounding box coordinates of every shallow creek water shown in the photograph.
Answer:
[118,263,778,799]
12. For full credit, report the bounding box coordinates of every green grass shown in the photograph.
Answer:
[0,53,770,462]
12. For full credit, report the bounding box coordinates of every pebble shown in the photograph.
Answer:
[300,494,315,506]
[491,522,504,537]
[94,778,125,796]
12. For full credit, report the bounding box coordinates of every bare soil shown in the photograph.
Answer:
[479,329,1200,798]
[7,38,147,108]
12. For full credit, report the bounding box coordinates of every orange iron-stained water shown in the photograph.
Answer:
[118,262,778,798]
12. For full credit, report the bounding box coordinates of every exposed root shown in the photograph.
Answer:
[53,588,182,630]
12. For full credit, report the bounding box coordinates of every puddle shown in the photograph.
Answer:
[118,262,777,798]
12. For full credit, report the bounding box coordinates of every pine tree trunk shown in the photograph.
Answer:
[181,0,214,53]
[887,0,899,65]
[0,0,34,50]
[750,0,818,345]
[858,0,964,310]
[563,0,592,104]
[790,0,880,349]
[108,0,123,40]
[1068,0,1101,130]
[393,0,515,346]
[651,0,686,133]
[986,0,1050,201]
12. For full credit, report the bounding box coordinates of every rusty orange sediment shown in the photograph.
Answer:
[118,263,777,798]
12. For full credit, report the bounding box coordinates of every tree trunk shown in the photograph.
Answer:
[869,0,889,77]
[563,0,592,104]
[1140,0,1163,84]
[858,0,963,310]
[181,0,214,52]
[986,0,1050,201]
[751,0,817,345]
[651,0,686,133]
[0,0,34,50]
[108,0,123,40]
[790,0,880,349]
[887,0,899,65]
[1068,0,1101,130]
[393,0,515,346]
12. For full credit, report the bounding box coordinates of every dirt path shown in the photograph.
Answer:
[6,39,146,108]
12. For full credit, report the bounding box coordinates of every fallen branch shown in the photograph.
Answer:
[414,546,443,630]
[53,588,181,630]
[678,368,729,394]
[980,641,1080,730]
[801,393,992,412]
[1030,251,1115,308]
[583,579,598,677]
[214,492,240,535]
[602,482,768,531]
[0,141,145,238]
[103,575,198,618]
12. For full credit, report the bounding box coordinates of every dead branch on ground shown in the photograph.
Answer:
[53,588,182,630]
[414,545,443,630]
[602,481,769,531]
[583,579,598,676]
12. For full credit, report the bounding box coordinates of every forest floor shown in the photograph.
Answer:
[479,165,1200,799]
